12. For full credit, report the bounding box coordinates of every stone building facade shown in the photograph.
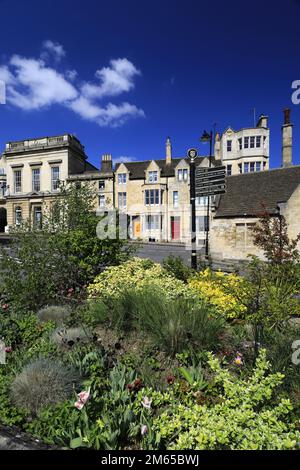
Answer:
[0,109,296,261]
[210,109,299,262]
[215,115,270,176]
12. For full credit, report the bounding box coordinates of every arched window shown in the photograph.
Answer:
[15,206,22,226]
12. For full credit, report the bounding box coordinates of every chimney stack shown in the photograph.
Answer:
[282,108,293,168]
[166,137,172,164]
[101,154,113,172]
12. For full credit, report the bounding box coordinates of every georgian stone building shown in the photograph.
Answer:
[0,134,113,231]
[0,109,296,260]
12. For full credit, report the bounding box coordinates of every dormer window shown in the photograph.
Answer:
[148,171,158,183]
[227,140,232,152]
[178,169,188,181]
[118,173,126,184]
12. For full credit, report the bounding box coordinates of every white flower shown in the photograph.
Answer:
[141,396,152,409]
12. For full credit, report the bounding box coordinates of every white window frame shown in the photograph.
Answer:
[99,194,105,208]
[32,168,40,192]
[15,206,22,225]
[145,189,160,206]
[148,171,158,183]
[173,190,179,208]
[51,166,60,191]
[14,170,22,193]
[118,192,126,208]
[118,173,127,185]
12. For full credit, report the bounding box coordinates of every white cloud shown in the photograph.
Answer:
[113,155,138,164]
[82,58,141,99]
[41,40,66,62]
[69,97,144,127]
[0,44,145,127]
[6,55,78,110]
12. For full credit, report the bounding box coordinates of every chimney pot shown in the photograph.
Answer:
[284,108,291,125]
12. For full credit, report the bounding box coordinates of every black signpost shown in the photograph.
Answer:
[195,165,226,261]
[187,148,198,269]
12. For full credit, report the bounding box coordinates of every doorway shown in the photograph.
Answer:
[0,208,7,233]
[171,216,180,240]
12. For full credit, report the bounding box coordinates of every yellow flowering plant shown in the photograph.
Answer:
[87,257,195,302]
[188,268,249,319]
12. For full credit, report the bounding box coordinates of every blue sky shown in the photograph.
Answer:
[1,0,300,169]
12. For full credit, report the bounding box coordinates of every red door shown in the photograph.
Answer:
[171,217,180,240]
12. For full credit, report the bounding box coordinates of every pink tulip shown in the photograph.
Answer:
[74,387,90,410]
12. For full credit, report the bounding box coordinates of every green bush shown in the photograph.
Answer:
[10,358,80,415]
[87,257,195,303]
[162,255,192,283]
[81,300,109,327]
[50,326,93,348]
[145,350,300,450]
[0,182,131,310]
[109,289,224,357]
[37,305,72,325]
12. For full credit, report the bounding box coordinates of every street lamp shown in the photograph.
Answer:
[200,130,213,260]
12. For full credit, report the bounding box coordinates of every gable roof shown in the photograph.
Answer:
[115,157,222,179]
[214,166,300,218]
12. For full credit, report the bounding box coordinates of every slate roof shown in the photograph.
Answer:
[115,157,222,179]
[215,166,300,218]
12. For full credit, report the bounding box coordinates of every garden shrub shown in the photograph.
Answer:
[50,326,94,348]
[87,257,195,303]
[114,288,224,357]
[162,255,192,283]
[36,305,72,325]
[188,268,248,319]
[145,349,300,450]
[11,358,80,415]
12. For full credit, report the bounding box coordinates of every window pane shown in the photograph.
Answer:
[173,191,178,207]
[250,136,255,148]
[99,195,105,207]
[32,168,40,192]
[256,136,261,147]
[178,169,183,181]
[99,180,105,189]
[244,163,249,173]
[14,170,22,193]
[256,161,261,172]
[227,140,232,151]
[51,167,60,191]
[250,162,255,172]
[244,137,249,148]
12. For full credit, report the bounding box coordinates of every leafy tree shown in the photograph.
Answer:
[251,206,300,264]
[0,182,133,310]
